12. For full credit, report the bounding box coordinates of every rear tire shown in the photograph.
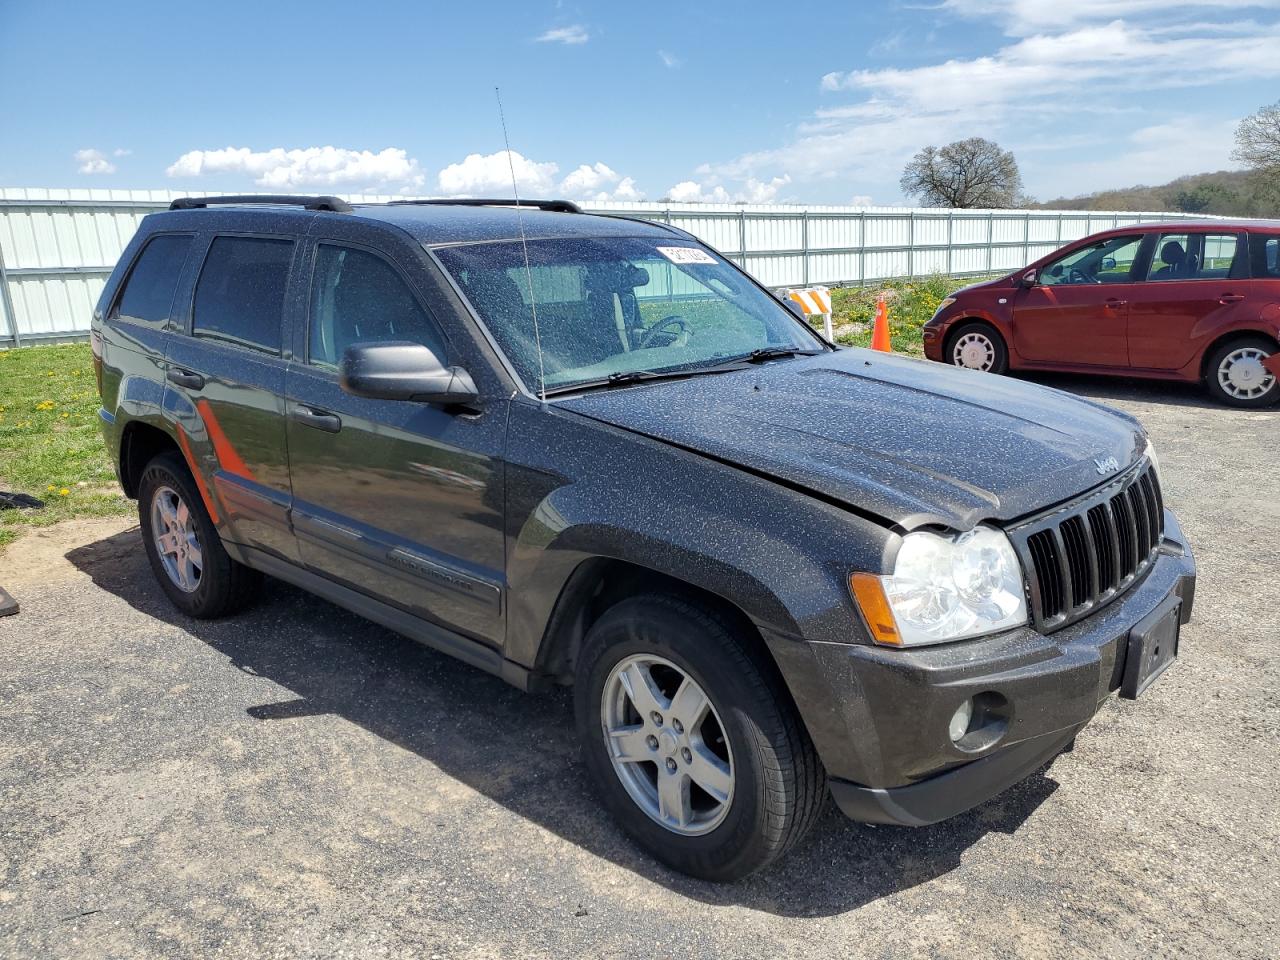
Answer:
[574,593,825,881]
[946,321,1009,375]
[137,451,260,618]
[1204,335,1279,408]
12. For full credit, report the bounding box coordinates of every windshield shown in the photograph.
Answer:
[434,236,824,392]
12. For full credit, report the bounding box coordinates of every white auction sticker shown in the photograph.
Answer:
[656,246,718,265]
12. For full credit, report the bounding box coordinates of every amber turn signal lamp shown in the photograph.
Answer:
[850,573,902,646]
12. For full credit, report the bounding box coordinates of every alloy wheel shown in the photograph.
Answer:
[150,485,203,593]
[600,654,735,836]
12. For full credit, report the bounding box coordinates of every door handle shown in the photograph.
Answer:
[292,405,342,433]
[166,367,205,390]
[1104,299,1127,309]
[1219,294,1245,304]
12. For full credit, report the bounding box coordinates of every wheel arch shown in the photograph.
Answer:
[118,418,183,498]
[1198,329,1280,380]
[533,556,778,689]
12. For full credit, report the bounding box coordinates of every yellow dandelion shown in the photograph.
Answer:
[47,484,57,492]
[59,488,70,497]
[61,412,70,418]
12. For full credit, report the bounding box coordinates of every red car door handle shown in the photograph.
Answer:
[1219,294,1245,304]
[1104,299,1127,308]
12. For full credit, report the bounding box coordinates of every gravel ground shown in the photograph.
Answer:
[1,373,1277,960]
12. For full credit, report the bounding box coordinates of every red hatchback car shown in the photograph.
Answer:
[922,221,1280,407]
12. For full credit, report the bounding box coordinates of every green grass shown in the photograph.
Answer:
[0,343,131,551]
[822,274,997,356]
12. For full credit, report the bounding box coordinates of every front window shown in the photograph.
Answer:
[1039,235,1143,286]
[434,237,824,392]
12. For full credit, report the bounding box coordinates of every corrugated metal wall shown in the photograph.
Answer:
[0,187,1213,345]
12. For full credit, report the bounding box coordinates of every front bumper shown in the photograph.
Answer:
[802,509,1195,826]
[921,322,944,361]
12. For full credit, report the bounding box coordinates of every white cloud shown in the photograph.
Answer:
[166,146,425,190]
[535,24,589,44]
[820,19,1280,110]
[695,12,1277,203]
[437,150,559,196]
[664,176,792,204]
[941,0,1265,35]
[1042,116,1241,198]
[75,148,115,175]
[112,148,132,157]
[658,49,680,68]
[558,162,647,201]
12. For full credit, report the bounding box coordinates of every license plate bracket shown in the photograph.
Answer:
[1121,591,1182,700]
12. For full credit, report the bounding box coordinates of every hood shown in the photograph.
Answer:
[557,349,1146,530]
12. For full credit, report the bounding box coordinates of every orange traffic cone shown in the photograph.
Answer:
[870,296,892,352]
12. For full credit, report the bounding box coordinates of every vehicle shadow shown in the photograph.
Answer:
[1012,370,1218,410]
[67,527,1061,918]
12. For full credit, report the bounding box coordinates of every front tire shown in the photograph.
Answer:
[946,321,1009,375]
[137,451,260,618]
[574,594,825,881]
[1205,336,1278,408]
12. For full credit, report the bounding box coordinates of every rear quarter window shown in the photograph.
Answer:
[111,234,194,327]
[192,236,295,354]
[1250,234,1280,279]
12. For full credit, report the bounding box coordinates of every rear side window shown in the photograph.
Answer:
[1250,234,1280,278]
[193,237,294,354]
[308,243,447,368]
[1146,233,1241,281]
[112,234,193,327]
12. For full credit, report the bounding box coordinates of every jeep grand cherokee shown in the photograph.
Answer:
[92,195,1196,881]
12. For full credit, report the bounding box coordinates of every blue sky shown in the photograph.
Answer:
[2,0,1277,205]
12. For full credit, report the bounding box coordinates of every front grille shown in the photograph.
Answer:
[1008,461,1164,633]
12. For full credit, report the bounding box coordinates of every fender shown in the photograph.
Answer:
[501,401,893,671]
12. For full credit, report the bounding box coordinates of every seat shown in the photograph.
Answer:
[1152,241,1187,280]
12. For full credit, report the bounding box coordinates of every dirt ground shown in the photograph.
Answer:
[1,372,1277,959]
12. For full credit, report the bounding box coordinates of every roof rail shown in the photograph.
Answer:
[168,195,353,213]
[387,198,582,214]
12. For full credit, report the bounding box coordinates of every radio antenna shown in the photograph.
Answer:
[495,86,547,402]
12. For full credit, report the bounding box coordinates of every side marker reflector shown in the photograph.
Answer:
[850,573,901,646]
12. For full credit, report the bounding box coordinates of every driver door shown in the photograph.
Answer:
[1013,233,1147,367]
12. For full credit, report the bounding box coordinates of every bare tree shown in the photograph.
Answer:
[1233,102,1280,174]
[900,138,1023,208]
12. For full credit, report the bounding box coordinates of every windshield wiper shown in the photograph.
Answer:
[541,348,824,397]
[742,346,822,363]
[542,368,707,397]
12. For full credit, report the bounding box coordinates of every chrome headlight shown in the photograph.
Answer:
[852,526,1028,647]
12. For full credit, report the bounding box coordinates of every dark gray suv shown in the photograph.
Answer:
[92,195,1197,880]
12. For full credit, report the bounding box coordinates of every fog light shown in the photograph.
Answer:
[949,699,974,743]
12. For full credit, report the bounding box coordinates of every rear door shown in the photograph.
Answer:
[164,232,302,563]
[1012,233,1146,366]
[284,221,507,649]
[1126,230,1250,370]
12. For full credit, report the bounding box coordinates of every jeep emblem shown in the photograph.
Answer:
[1094,456,1120,475]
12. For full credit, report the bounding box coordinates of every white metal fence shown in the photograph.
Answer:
[0,187,1215,346]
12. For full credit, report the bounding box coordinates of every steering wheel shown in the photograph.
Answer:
[1068,267,1100,284]
[639,315,688,348]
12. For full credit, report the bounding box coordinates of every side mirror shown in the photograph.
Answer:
[340,341,478,406]
[1019,268,1039,288]
[784,298,807,321]
[1101,256,1117,270]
